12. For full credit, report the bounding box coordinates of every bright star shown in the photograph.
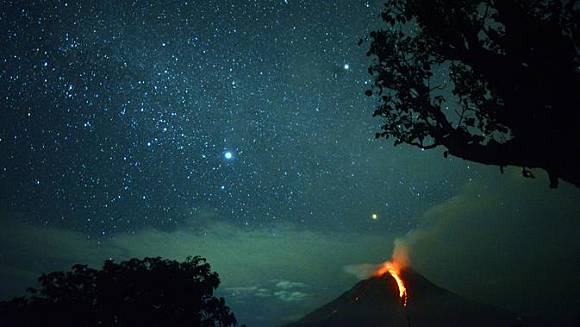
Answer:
[371,213,378,220]
[344,64,350,70]
[224,151,233,160]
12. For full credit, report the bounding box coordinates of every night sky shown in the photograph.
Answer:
[1,1,579,326]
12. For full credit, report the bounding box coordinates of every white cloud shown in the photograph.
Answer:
[274,290,309,302]
[275,280,308,290]
[342,263,378,280]
[226,286,272,299]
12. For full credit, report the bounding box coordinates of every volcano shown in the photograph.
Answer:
[287,267,541,327]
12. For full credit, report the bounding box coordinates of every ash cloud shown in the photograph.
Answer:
[339,168,580,323]
[393,168,580,321]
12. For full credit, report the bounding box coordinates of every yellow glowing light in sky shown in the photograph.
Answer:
[371,213,378,220]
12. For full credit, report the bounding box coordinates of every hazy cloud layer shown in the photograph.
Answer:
[0,214,396,325]
[1,168,578,324]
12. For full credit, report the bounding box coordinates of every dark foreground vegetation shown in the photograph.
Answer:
[0,256,238,326]
[367,0,580,188]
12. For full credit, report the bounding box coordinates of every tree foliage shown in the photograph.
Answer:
[366,0,580,187]
[0,256,238,326]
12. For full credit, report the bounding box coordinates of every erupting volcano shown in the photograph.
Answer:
[286,263,540,327]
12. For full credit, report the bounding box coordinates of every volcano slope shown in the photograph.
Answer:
[287,268,545,327]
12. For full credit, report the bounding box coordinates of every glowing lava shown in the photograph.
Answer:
[375,261,408,306]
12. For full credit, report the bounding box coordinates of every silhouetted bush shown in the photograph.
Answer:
[0,256,237,326]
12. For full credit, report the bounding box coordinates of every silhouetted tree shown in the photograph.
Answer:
[0,256,238,326]
[366,0,580,187]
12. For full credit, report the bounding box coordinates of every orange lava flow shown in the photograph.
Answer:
[375,261,408,306]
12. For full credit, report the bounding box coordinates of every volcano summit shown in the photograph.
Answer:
[287,267,544,327]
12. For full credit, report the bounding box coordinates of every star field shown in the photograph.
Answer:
[0,0,462,238]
